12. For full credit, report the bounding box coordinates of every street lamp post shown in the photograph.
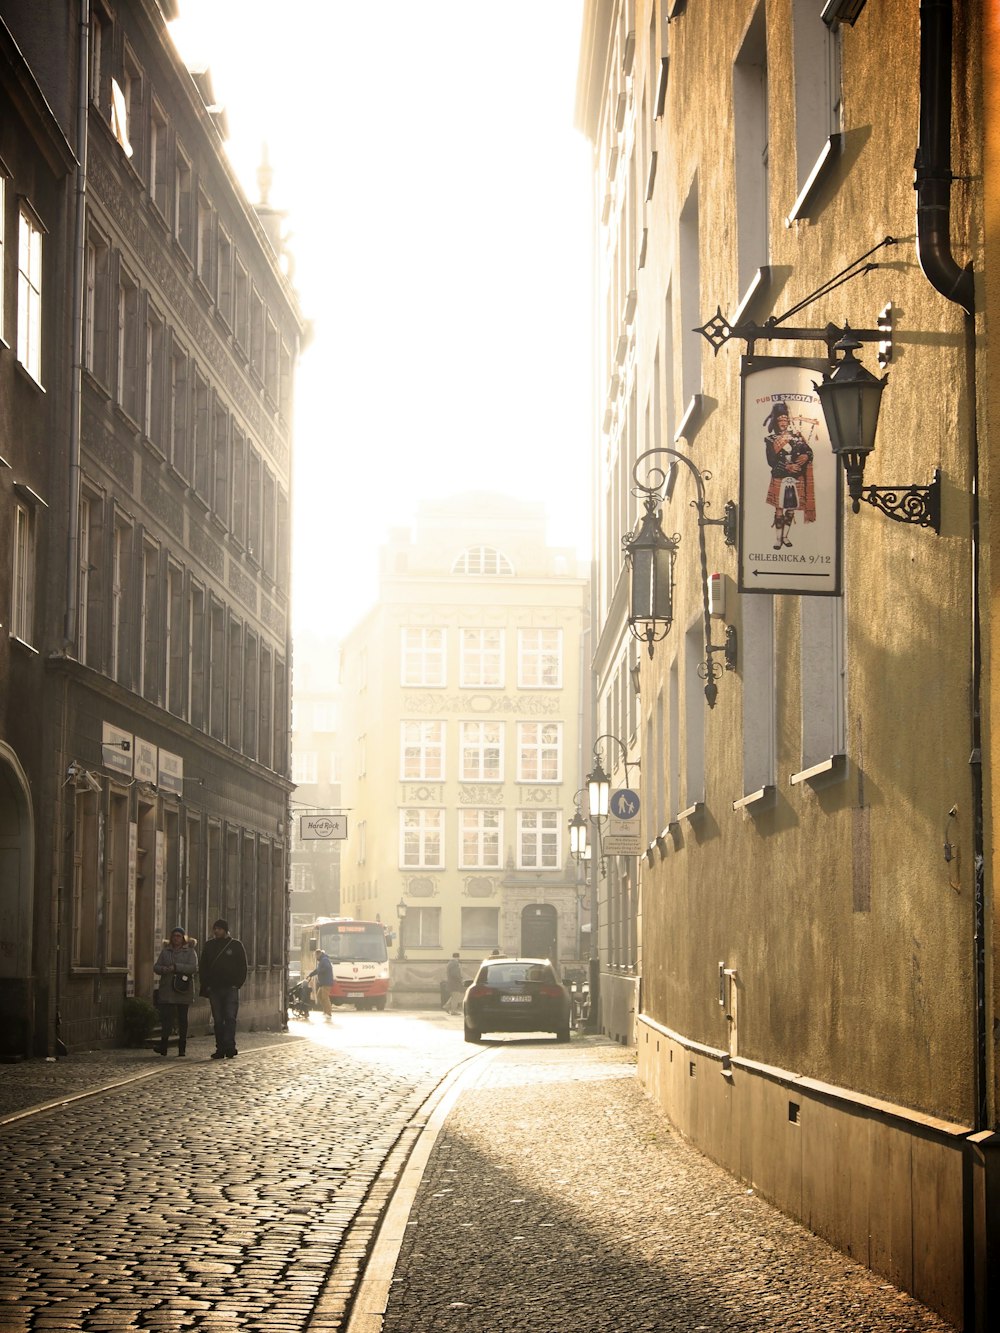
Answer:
[395,898,407,961]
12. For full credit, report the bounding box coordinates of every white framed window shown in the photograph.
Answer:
[790,0,843,210]
[800,597,845,770]
[518,628,563,689]
[400,720,445,780]
[733,4,769,300]
[517,721,562,783]
[517,809,561,869]
[399,808,444,869]
[11,501,36,644]
[290,863,313,894]
[460,628,504,688]
[459,809,502,869]
[452,546,514,575]
[461,907,499,949]
[292,750,318,784]
[401,627,446,686]
[460,720,503,782]
[17,206,43,384]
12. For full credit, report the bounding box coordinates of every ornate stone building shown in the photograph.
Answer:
[0,0,303,1053]
[337,494,589,998]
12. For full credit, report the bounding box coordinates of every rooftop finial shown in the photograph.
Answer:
[257,141,273,207]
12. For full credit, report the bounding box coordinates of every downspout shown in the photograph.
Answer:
[66,0,90,651]
[915,1,986,1140]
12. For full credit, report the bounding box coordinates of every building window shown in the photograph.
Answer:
[461,628,504,688]
[106,791,129,968]
[196,192,215,293]
[144,305,165,444]
[518,628,563,688]
[461,907,499,949]
[741,594,776,795]
[400,809,444,869]
[517,810,560,869]
[11,501,36,644]
[174,146,193,257]
[110,516,132,684]
[78,490,104,668]
[212,404,230,526]
[517,722,562,783]
[290,863,313,894]
[401,720,445,780]
[71,791,100,966]
[169,343,190,477]
[247,449,262,562]
[801,597,845,769]
[733,3,769,301]
[116,268,140,419]
[401,627,446,686]
[357,734,367,778]
[460,720,503,782]
[459,809,502,869]
[678,177,701,422]
[149,100,169,217]
[357,820,367,865]
[188,581,206,730]
[451,545,514,575]
[110,77,133,160]
[217,226,233,325]
[192,369,211,502]
[17,206,43,384]
[231,429,246,545]
[139,540,160,702]
[293,750,318,784]
[233,257,249,350]
[405,906,441,948]
[84,232,110,384]
[165,562,184,716]
[208,598,226,741]
[790,0,842,203]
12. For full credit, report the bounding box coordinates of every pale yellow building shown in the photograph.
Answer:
[578,0,995,1325]
[337,495,590,999]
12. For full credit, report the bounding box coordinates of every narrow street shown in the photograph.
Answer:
[1,1011,956,1332]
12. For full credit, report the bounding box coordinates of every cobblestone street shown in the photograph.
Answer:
[1,1016,959,1332]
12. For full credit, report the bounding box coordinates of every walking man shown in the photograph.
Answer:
[307,948,334,1022]
[445,952,464,1016]
[200,919,248,1060]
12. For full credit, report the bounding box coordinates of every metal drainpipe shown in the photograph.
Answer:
[66,0,90,651]
[915,0,986,1131]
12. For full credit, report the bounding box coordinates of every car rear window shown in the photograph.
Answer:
[483,963,555,985]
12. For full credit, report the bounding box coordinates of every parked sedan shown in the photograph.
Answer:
[463,958,572,1043]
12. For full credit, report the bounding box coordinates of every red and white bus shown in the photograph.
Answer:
[299,918,391,1011]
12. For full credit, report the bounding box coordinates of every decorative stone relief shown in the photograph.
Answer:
[260,597,286,637]
[402,784,443,803]
[82,410,134,485]
[520,787,557,804]
[459,785,504,804]
[464,877,497,898]
[190,523,225,577]
[406,877,436,897]
[402,693,559,716]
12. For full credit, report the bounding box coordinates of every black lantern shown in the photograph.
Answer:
[624,493,678,656]
[815,328,888,512]
[586,754,611,821]
[569,809,589,860]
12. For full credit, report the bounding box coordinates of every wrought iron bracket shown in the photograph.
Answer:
[708,624,738,672]
[859,469,941,533]
[701,499,738,547]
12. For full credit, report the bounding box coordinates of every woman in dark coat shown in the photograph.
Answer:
[153,928,199,1056]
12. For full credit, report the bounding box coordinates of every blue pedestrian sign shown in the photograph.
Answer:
[604,787,643,855]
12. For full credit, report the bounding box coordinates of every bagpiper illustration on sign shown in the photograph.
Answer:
[739,357,842,596]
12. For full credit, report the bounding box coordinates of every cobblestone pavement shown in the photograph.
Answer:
[382,1039,957,1333]
[0,1011,471,1332]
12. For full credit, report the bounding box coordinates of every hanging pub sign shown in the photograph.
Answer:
[738,356,842,597]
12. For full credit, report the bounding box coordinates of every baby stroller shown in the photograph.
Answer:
[287,977,312,1019]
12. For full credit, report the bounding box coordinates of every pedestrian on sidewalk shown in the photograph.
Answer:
[445,953,465,1015]
[153,928,199,1057]
[200,920,248,1060]
[307,949,334,1022]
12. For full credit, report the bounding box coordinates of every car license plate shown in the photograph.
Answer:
[347,991,364,998]
[501,995,531,1003]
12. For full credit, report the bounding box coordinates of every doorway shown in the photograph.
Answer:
[520,903,557,962]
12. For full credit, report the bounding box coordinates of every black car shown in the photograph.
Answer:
[463,958,572,1043]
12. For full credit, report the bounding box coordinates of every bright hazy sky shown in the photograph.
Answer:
[170,1,593,638]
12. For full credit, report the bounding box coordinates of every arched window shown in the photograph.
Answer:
[451,545,514,575]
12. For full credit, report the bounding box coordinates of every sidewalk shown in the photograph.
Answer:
[0,1029,298,1121]
[378,1038,956,1333]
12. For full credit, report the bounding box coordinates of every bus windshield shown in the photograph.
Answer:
[318,922,387,964]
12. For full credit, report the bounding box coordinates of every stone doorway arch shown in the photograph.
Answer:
[520,903,557,963]
[0,743,35,1058]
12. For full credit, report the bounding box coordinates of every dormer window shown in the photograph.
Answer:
[452,546,514,576]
